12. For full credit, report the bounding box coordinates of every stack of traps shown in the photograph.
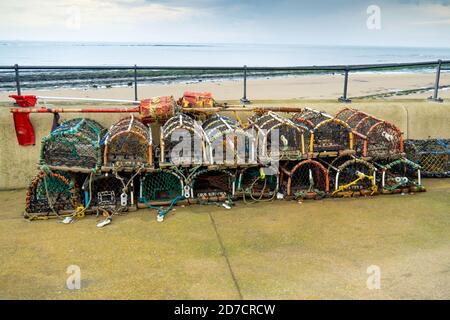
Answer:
[25,92,432,218]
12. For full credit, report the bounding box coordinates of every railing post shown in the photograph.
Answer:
[134,64,138,101]
[428,59,443,102]
[14,64,21,96]
[338,67,351,103]
[240,65,250,104]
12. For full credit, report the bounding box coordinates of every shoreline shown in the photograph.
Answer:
[1,72,449,102]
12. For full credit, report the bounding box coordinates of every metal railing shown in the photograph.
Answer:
[0,59,449,103]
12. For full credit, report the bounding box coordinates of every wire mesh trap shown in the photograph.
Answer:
[160,113,207,166]
[203,114,256,165]
[25,171,80,218]
[82,173,136,213]
[41,118,105,170]
[190,169,235,202]
[235,166,279,201]
[103,116,153,169]
[138,170,185,207]
[332,159,378,197]
[404,139,449,177]
[380,158,425,194]
[336,108,403,160]
[247,111,306,162]
[291,108,352,156]
[280,159,329,199]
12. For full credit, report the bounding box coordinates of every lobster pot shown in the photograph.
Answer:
[203,114,256,165]
[103,116,152,169]
[160,114,207,166]
[138,170,185,206]
[25,171,80,217]
[331,159,377,197]
[381,158,425,194]
[292,108,352,155]
[248,111,307,162]
[280,160,329,199]
[41,118,105,170]
[82,173,135,211]
[337,108,403,159]
[190,169,235,202]
[235,166,279,199]
[405,139,449,177]
[336,108,368,128]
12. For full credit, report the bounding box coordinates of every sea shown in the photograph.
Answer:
[0,41,449,91]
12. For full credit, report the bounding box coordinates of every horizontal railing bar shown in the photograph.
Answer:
[0,60,448,71]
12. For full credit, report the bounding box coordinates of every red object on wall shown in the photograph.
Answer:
[9,95,37,146]
[13,112,35,146]
[9,95,37,107]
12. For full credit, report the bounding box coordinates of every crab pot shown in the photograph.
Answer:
[103,116,153,169]
[203,114,256,165]
[336,108,368,128]
[332,159,377,197]
[138,170,186,207]
[405,139,449,177]
[235,166,279,199]
[25,171,80,218]
[292,108,352,156]
[248,111,307,162]
[280,160,329,199]
[381,158,425,194]
[190,169,235,202]
[336,108,404,160]
[160,114,207,166]
[40,118,105,170]
[82,173,135,212]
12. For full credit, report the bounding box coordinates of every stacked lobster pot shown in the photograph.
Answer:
[26,118,105,219]
[87,115,155,214]
[286,108,354,198]
[336,108,425,194]
[22,90,435,223]
[245,111,306,200]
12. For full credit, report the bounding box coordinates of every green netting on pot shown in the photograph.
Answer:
[139,170,184,204]
[25,171,80,217]
[40,118,105,170]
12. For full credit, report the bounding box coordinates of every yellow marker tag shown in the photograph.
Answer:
[259,167,266,179]
[75,206,85,218]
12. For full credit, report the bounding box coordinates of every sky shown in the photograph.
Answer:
[0,0,449,47]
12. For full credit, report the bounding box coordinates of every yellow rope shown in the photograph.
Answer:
[332,172,377,196]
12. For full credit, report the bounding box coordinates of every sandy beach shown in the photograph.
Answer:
[1,72,449,102]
